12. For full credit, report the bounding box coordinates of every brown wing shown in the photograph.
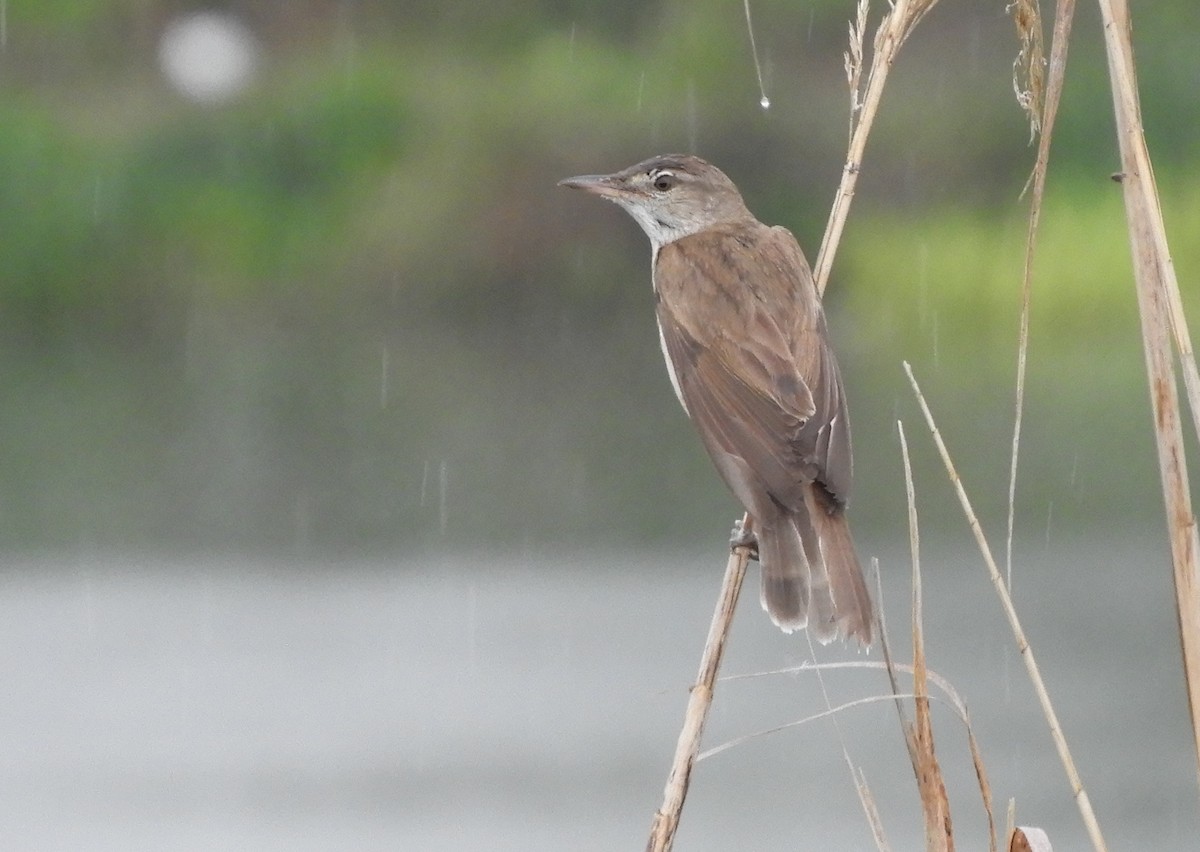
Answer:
[766,225,853,507]
[655,223,852,511]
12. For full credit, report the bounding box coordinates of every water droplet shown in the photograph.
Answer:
[742,0,769,116]
[158,11,260,104]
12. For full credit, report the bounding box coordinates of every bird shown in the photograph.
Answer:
[559,154,873,645]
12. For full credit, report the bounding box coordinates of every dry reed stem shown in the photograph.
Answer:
[903,362,1108,852]
[1005,0,1076,590]
[900,423,998,851]
[1097,0,1200,787]
[645,519,752,852]
[898,421,954,852]
[814,0,941,296]
[1094,4,1200,449]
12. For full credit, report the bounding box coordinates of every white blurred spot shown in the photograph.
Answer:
[759,96,771,110]
[158,12,259,104]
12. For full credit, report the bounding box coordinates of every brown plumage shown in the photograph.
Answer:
[560,154,873,645]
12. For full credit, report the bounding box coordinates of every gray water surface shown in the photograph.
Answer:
[0,544,1195,850]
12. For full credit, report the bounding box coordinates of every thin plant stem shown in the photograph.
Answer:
[814,0,940,296]
[903,362,1107,852]
[1096,0,1200,789]
[1005,0,1076,591]
[898,421,955,852]
[645,519,752,852]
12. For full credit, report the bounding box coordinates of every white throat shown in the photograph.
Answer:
[615,199,706,252]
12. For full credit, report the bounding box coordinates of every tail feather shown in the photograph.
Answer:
[794,509,839,644]
[805,487,874,646]
[754,495,874,645]
[756,519,808,633]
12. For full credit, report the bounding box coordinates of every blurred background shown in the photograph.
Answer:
[2,1,1199,849]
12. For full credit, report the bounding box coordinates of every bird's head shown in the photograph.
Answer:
[559,154,753,250]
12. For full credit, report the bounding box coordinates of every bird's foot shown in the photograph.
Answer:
[729,517,759,561]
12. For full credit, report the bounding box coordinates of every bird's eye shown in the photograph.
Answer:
[652,172,677,191]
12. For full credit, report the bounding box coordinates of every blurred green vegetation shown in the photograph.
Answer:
[0,1,1197,553]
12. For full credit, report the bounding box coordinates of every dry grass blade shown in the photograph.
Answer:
[855,766,893,852]
[724,661,967,726]
[967,709,999,852]
[903,362,1108,852]
[814,0,942,295]
[898,421,955,851]
[877,558,920,773]
[1097,0,1200,785]
[803,621,890,851]
[843,0,869,130]
[721,652,996,850]
[645,515,752,852]
[699,692,933,761]
[1005,0,1076,590]
[1009,0,1045,141]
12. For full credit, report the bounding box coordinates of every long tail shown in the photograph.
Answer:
[803,485,874,646]
[756,517,809,634]
[756,499,874,645]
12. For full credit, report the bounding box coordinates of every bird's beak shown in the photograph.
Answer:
[557,172,628,200]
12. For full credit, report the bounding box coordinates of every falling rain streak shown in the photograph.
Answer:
[466,584,479,670]
[931,312,939,368]
[438,460,448,536]
[92,176,103,223]
[742,0,770,110]
[379,343,390,409]
[421,459,449,535]
[686,81,698,153]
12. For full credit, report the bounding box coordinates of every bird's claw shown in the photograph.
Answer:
[729,517,759,561]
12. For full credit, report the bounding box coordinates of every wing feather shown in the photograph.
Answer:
[654,223,853,511]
